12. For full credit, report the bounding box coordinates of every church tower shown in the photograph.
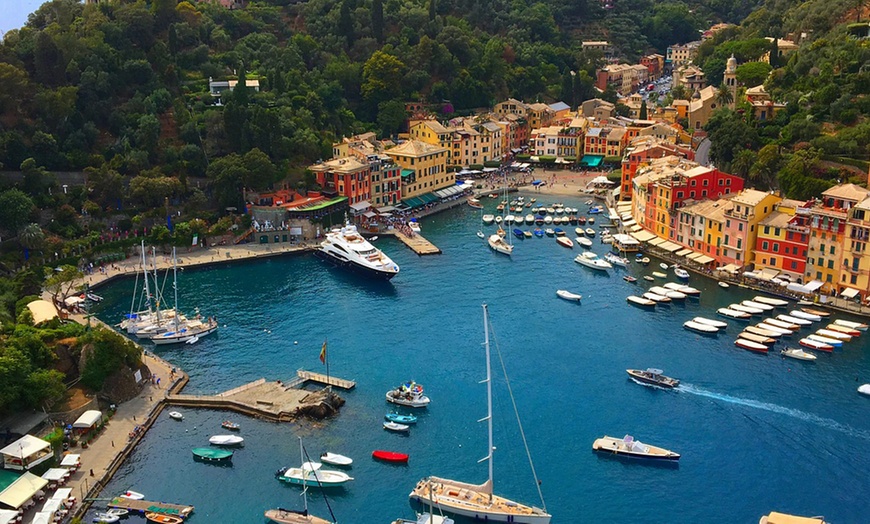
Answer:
[724,54,738,109]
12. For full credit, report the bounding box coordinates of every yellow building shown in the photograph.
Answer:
[385,140,450,200]
[808,184,870,292]
[843,198,870,301]
[720,189,782,267]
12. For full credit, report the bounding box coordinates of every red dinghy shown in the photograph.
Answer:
[372,450,409,463]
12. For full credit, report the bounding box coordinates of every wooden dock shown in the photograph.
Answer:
[393,231,442,255]
[296,369,356,389]
[107,497,194,518]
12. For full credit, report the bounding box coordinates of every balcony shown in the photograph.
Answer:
[787,224,810,234]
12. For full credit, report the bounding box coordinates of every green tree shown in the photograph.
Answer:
[716,83,734,107]
[233,64,250,106]
[43,265,83,304]
[361,51,405,105]
[0,189,36,234]
[242,148,277,190]
[18,224,45,260]
[338,0,354,46]
[639,101,648,120]
[377,100,407,138]
[84,165,124,211]
[372,0,384,43]
[736,62,772,87]
[750,144,782,188]
[732,149,757,179]
[0,64,30,114]
[25,369,66,410]
[429,0,437,21]
[79,328,142,391]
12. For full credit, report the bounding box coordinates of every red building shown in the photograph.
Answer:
[620,140,694,200]
[754,201,812,281]
[310,157,371,205]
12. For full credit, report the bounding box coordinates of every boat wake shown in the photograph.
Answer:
[678,384,870,439]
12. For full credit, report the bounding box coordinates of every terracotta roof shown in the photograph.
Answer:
[760,210,791,228]
[387,140,447,157]
[730,189,774,207]
[822,183,870,202]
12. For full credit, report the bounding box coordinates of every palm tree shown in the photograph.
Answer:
[18,223,44,261]
[716,83,734,107]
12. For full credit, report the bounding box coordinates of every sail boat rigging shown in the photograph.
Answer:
[487,176,514,255]
[265,437,336,524]
[409,304,550,523]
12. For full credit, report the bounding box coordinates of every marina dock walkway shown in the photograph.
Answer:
[391,231,442,255]
[295,370,356,389]
[107,496,194,518]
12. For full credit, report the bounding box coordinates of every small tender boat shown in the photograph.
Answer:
[93,513,120,523]
[533,228,544,237]
[192,447,233,462]
[825,324,860,336]
[735,338,769,352]
[684,320,718,334]
[623,275,637,283]
[801,307,830,317]
[650,286,684,300]
[482,214,495,225]
[789,310,821,322]
[652,271,667,279]
[169,411,183,421]
[146,512,184,524]
[545,228,555,237]
[386,381,430,408]
[556,237,574,248]
[806,334,842,347]
[753,296,789,307]
[575,227,585,236]
[781,348,817,361]
[674,268,690,280]
[277,461,355,487]
[777,314,812,326]
[384,421,410,432]
[640,257,650,265]
[693,317,727,329]
[642,275,655,281]
[643,292,670,303]
[626,368,679,388]
[86,293,104,302]
[525,214,535,224]
[816,328,851,341]
[731,303,763,315]
[745,325,780,338]
[604,252,629,267]
[121,490,144,500]
[592,434,680,461]
[373,450,409,463]
[718,308,751,320]
[758,322,794,336]
[765,318,799,331]
[859,384,870,396]
[627,295,656,308]
[209,435,244,446]
[556,290,582,302]
[106,509,129,517]
[759,511,827,524]
[718,282,730,289]
[513,228,525,239]
[834,319,869,331]
[553,227,565,236]
[659,263,669,270]
[664,282,700,296]
[524,230,532,238]
[585,228,596,238]
[742,300,774,312]
[221,421,240,431]
[468,198,483,209]
[476,231,485,239]
[320,452,353,466]
[385,413,418,424]
[799,338,833,352]
[576,237,593,248]
[738,332,775,345]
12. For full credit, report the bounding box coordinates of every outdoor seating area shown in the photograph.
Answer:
[0,461,80,524]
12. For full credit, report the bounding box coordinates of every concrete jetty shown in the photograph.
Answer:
[391,231,442,255]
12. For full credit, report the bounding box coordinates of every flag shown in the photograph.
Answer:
[192,235,198,246]
[319,339,327,364]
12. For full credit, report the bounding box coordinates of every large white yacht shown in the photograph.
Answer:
[316,222,400,280]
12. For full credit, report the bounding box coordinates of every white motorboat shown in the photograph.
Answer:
[93,513,120,523]
[834,319,869,331]
[556,237,574,248]
[858,384,870,396]
[693,317,727,329]
[410,305,552,524]
[730,303,763,315]
[799,338,833,352]
[574,252,612,271]
[585,228,596,237]
[735,338,769,352]
[627,295,656,308]
[663,282,700,296]
[386,381,430,408]
[684,320,718,334]
[210,435,244,446]
[278,458,354,488]
[674,268,690,280]
[807,334,842,347]
[316,220,400,280]
[320,452,353,467]
[556,290,582,302]
[789,310,821,322]
[106,509,129,517]
[777,314,811,326]
[801,307,830,318]
[781,348,817,361]
[718,308,751,320]
[575,227,585,236]
[495,216,503,224]
[756,323,792,337]
[121,490,144,500]
[576,237,593,248]
[592,434,680,461]
[753,296,789,307]
[409,220,421,233]
[652,271,667,279]
[543,216,553,225]
[816,328,851,341]
[826,324,861,336]
[650,286,684,300]
[487,234,514,256]
[384,421,410,432]
[659,263,669,270]
[476,231,485,239]
[718,282,730,289]
[765,318,799,331]
[393,514,454,524]
[739,332,775,345]
[169,411,183,420]
[642,276,655,281]
[604,252,629,267]
[482,214,495,225]
[642,292,670,303]
[745,325,780,338]
[742,300,774,312]
[525,214,535,224]
[601,234,613,244]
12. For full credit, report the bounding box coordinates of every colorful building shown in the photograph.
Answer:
[842,198,870,301]
[367,154,401,207]
[620,137,693,201]
[719,189,782,267]
[753,199,811,281]
[676,198,730,261]
[309,156,371,205]
[807,184,870,293]
[385,140,450,200]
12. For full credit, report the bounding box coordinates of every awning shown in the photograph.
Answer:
[362,211,377,218]
[841,287,860,298]
[530,156,540,162]
[717,263,742,273]
[0,472,48,509]
[420,192,439,204]
[376,206,396,214]
[40,469,67,482]
[38,498,62,514]
[63,296,84,306]
[631,230,656,242]
[687,252,703,260]
[0,436,50,459]
[756,268,780,281]
[630,224,643,232]
[659,241,682,252]
[72,410,101,429]
[348,200,371,211]
[695,255,715,264]
[482,167,498,172]
[26,300,57,325]
[648,237,666,246]
[675,248,693,257]
[0,510,18,524]
[59,455,80,468]
[50,488,72,501]
[400,197,424,209]
[30,513,52,524]
[805,280,824,292]
[622,219,637,227]
[612,234,640,246]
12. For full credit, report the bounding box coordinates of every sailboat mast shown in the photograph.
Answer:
[298,436,309,513]
[172,248,180,330]
[482,303,494,496]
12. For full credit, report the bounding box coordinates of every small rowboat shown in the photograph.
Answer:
[757,323,793,337]
[221,421,240,431]
[801,307,830,317]
[765,318,799,331]
[93,513,120,523]
[693,317,727,329]
[320,452,353,466]
[684,320,718,334]
[556,290,582,302]
[106,509,129,518]
[652,271,667,279]
[799,338,833,352]
[754,296,789,307]
[807,334,842,347]
[718,308,750,320]
[556,237,574,248]
[623,275,637,283]
[718,282,730,289]
[121,490,144,500]
[627,295,656,308]
[146,512,184,524]
[659,263,669,270]
[781,348,817,361]
[209,435,244,446]
[642,276,655,282]
[384,421,410,432]
[373,450,409,463]
[777,314,811,326]
[742,300,774,312]
[385,413,418,424]
[825,324,860,336]
[168,411,183,421]
[643,292,670,303]
[745,325,780,338]
[730,303,763,315]
[789,310,821,322]
[834,319,869,331]
[576,237,593,248]
[192,447,233,462]
[735,338,769,352]
[738,332,775,345]
[816,328,851,341]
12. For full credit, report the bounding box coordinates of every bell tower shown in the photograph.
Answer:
[724,55,738,109]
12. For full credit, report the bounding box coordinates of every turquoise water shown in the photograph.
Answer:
[90,192,870,523]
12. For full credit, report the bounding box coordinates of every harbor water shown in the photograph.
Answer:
[90,192,870,523]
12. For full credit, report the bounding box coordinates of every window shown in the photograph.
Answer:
[773,243,779,252]
[764,226,770,235]
[770,257,776,266]
[852,274,858,284]
[762,241,769,250]
[828,260,834,269]
[791,261,797,269]
[830,245,835,255]
[738,223,744,232]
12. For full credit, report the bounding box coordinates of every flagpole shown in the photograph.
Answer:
[325,337,330,385]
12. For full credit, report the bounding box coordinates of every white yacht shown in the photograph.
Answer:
[488,234,513,256]
[316,222,399,280]
[574,252,612,271]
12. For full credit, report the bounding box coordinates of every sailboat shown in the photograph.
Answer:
[266,438,336,524]
[488,181,513,255]
[394,480,455,524]
[409,304,551,524]
[151,248,218,345]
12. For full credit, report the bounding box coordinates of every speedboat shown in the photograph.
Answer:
[693,317,727,329]
[373,450,409,463]
[718,308,751,320]
[277,461,354,487]
[556,237,574,248]
[320,452,354,466]
[553,227,565,236]
[524,230,533,238]
[209,435,244,446]
[545,228,555,237]
[169,411,183,421]
[739,332,775,345]
[674,267,690,280]
[799,338,833,352]
[487,234,513,256]
[684,320,718,334]
[735,338,769,352]
[790,310,821,322]
[742,300,774,312]
[576,237,593,248]
[556,290,582,302]
[533,228,544,237]
[777,314,812,326]
[592,434,680,461]
[718,282,730,289]
[781,348,817,361]
[221,420,240,430]
[626,368,679,388]
[525,214,535,224]
[476,231,485,239]
[604,252,629,267]
[627,295,656,308]
[386,381,430,408]
[93,513,120,523]
[121,490,144,500]
[468,198,483,209]
[859,384,870,396]
[513,228,525,239]
[544,216,553,225]
[753,296,789,307]
[834,319,869,331]
[316,220,400,280]
[106,509,129,518]
[574,252,612,271]
[385,413,418,424]
[384,421,410,432]
[801,307,830,317]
